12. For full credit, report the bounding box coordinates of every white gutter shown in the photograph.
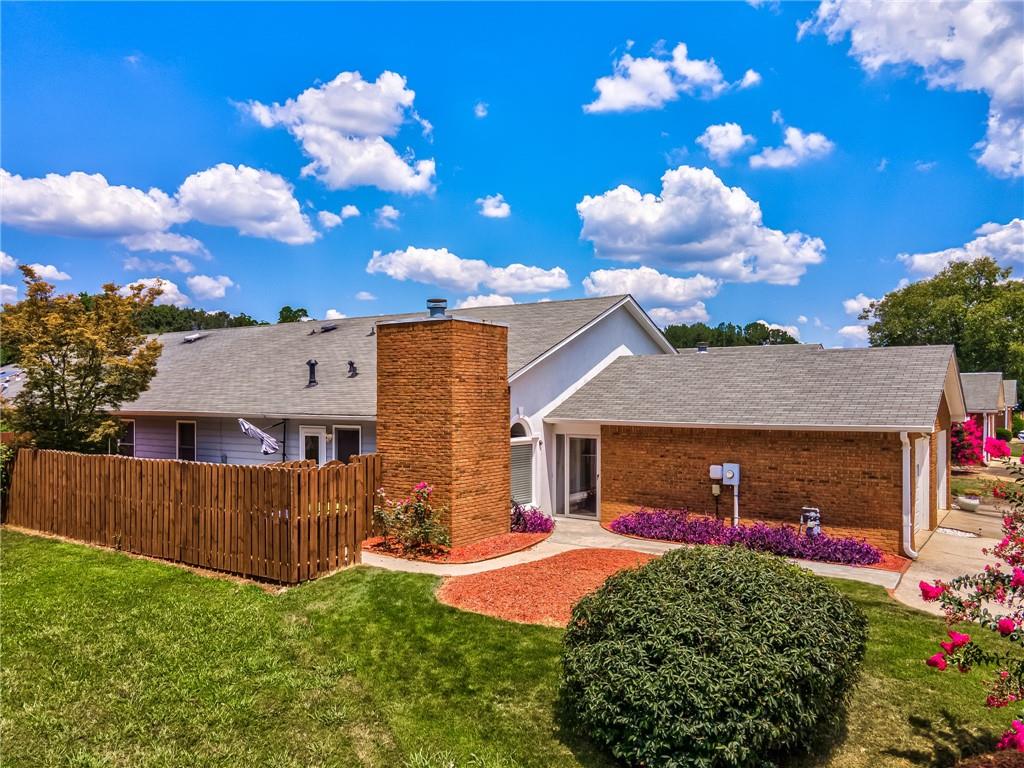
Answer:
[901,431,919,560]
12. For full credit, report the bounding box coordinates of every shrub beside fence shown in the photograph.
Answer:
[3,448,381,584]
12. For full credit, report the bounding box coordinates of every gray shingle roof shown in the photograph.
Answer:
[121,295,625,418]
[547,344,957,430]
[1005,380,1018,408]
[961,372,1004,413]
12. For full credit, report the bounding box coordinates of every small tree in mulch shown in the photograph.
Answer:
[920,457,1024,752]
[373,482,450,556]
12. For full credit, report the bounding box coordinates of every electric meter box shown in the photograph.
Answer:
[722,463,740,486]
[709,464,723,480]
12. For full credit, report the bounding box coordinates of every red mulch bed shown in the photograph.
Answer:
[364,530,551,564]
[955,753,1024,767]
[600,521,911,574]
[436,548,656,626]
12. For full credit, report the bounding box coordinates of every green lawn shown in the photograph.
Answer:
[0,530,1013,767]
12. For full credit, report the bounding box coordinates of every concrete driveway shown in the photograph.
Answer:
[892,504,1002,616]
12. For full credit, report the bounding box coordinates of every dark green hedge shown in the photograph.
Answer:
[561,546,867,767]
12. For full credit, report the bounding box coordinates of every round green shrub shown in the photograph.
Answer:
[561,546,868,768]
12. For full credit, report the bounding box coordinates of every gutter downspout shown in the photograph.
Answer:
[901,432,919,560]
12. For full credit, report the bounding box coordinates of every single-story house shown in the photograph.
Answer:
[1003,379,1018,431]
[2,295,967,556]
[547,344,965,557]
[961,371,1007,460]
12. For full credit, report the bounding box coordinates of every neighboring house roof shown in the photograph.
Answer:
[120,295,656,419]
[961,372,1006,413]
[1005,379,1018,409]
[548,344,963,431]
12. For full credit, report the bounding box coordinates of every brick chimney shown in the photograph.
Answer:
[376,303,510,546]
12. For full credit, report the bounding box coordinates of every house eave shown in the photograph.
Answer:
[114,409,377,421]
[543,417,937,433]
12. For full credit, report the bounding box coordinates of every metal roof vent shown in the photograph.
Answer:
[696,341,709,353]
[183,333,205,344]
[347,360,358,378]
[427,297,447,318]
[306,359,318,388]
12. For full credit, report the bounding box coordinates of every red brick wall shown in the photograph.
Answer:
[600,425,905,554]
[376,318,510,546]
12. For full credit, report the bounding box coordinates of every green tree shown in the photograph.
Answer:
[134,304,267,334]
[663,321,798,349]
[0,267,162,452]
[277,305,309,324]
[860,257,1024,383]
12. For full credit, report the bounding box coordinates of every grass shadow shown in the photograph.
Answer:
[881,710,999,767]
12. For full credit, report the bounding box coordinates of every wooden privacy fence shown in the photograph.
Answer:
[4,449,382,584]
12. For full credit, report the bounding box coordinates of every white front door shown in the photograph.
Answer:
[914,436,930,531]
[936,430,948,511]
[299,426,326,466]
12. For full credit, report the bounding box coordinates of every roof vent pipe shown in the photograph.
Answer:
[696,341,709,353]
[306,359,318,388]
[427,297,447,318]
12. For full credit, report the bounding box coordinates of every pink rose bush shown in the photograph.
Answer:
[373,482,451,556]
[987,437,1013,460]
[920,458,1024,750]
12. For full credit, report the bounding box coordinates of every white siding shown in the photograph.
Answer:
[508,304,668,515]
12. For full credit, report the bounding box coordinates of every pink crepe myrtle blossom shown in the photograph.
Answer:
[920,457,1024,749]
[997,720,1024,751]
[987,437,1013,460]
[920,580,946,601]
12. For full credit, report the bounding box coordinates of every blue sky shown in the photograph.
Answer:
[2,1,1021,346]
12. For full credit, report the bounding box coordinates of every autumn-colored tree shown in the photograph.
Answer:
[0,267,162,452]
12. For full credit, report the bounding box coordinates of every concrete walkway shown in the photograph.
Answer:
[362,517,901,588]
[892,505,1001,616]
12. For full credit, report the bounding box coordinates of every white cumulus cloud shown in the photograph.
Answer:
[474,101,489,118]
[696,122,755,164]
[367,246,569,294]
[245,71,436,193]
[584,42,751,113]
[476,193,511,219]
[0,169,184,238]
[842,292,876,315]
[324,308,347,319]
[177,163,317,245]
[318,204,361,229]
[26,263,71,281]
[0,251,16,275]
[374,204,401,229]
[0,284,16,303]
[749,125,834,169]
[120,231,208,256]
[355,290,376,301]
[186,274,234,300]
[648,304,710,326]
[801,0,1023,178]
[738,69,762,89]
[898,219,1023,276]
[577,165,825,285]
[583,266,719,306]
[456,294,515,309]
[837,324,869,345]
[120,277,189,307]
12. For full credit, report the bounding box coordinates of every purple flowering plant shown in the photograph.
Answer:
[511,501,555,534]
[609,508,882,566]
